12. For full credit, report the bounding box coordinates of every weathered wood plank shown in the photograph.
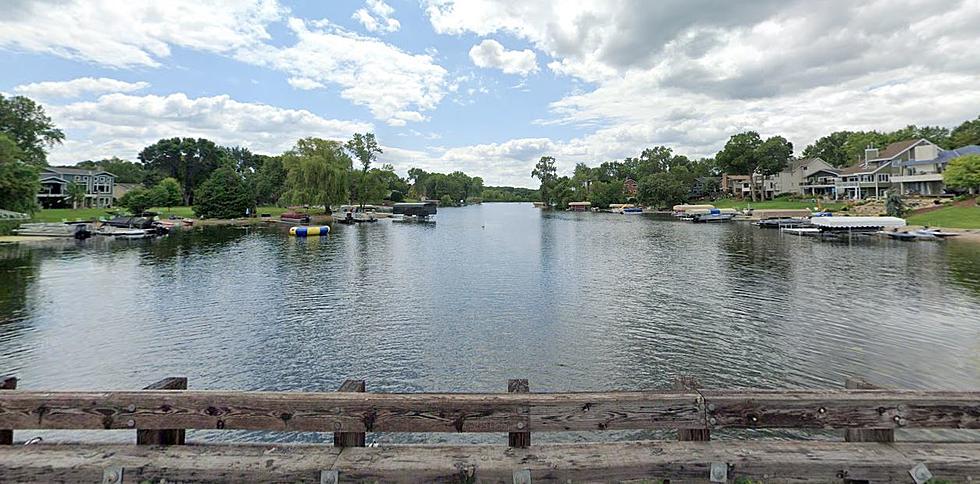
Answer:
[701,389,980,429]
[334,380,366,447]
[0,377,14,445]
[1,389,978,433]
[673,376,710,441]
[137,377,187,446]
[0,391,702,432]
[1,441,979,482]
[844,377,895,443]
[507,379,530,448]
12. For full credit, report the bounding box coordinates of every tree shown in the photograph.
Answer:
[138,137,224,205]
[944,154,980,193]
[346,133,383,207]
[90,157,145,183]
[885,193,908,217]
[715,132,763,201]
[193,166,252,219]
[587,180,625,209]
[802,131,851,167]
[952,116,980,147]
[0,94,65,166]
[118,187,157,215]
[638,172,688,209]
[281,138,352,210]
[252,155,287,205]
[756,135,794,195]
[0,133,40,214]
[531,156,558,206]
[66,181,87,209]
[153,177,182,212]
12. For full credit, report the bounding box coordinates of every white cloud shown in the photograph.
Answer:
[352,0,401,33]
[240,18,447,126]
[468,39,538,76]
[13,77,149,100]
[45,92,372,164]
[0,0,285,68]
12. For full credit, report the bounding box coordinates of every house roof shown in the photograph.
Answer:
[935,145,980,163]
[42,166,115,177]
[838,161,891,176]
[870,139,925,161]
[806,168,840,177]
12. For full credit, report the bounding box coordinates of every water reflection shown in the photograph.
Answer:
[1,205,979,444]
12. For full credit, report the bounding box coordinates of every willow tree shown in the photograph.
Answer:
[281,138,352,211]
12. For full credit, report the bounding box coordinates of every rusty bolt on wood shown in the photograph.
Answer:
[127,404,136,412]
[126,420,135,428]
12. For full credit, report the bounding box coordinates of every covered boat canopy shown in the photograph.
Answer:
[687,208,736,215]
[393,202,437,217]
[673,204,715,212]
[752,209,811,219]
[810,216,906,229]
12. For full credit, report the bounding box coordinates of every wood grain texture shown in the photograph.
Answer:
[844,377,895,443]
[137,377,187,446]
[2,441,979,482]
[673,376,710,441]
[1,389,977,433]
[507,379,530,448]
[0,377,14,445]
[333,380,366,448]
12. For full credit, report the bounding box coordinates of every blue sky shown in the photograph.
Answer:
[2,0,979,187]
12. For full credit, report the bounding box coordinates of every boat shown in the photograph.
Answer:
[96,227,153,239]
[279,209,311,224]
[810,216,906,234]
[392,202,437,221]
[622,207,643,214]
[756,218,810,229]
[672,204,715,218]
[691,209,735,223]
[915,229,960,238]
[781,227,821,236]
[884,231,920,241]
[13,222,93,239]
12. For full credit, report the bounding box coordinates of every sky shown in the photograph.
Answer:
[2,0,979,187]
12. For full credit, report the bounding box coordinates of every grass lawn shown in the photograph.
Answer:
[906,204,980,229]
[711,198,847,211]
[29,205,294,222]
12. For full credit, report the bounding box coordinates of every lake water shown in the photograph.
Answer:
[2,202,979,443]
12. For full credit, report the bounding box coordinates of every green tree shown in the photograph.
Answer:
[802,131,851,167]
[252,155,287,205]
[346,133,383,207]
[118,187,158,215]
[152,177,182,212]
[531,156,558,206]
[638,172,688,209]
[716,132,792,201]
[756,135,794,197]
[885,193,908,217]
[66,181,87,209]
[193,166,252,219]
[138,137,224,205]
[281,137,352,210]
[951,116,980,147]
[944,154,980,193]
[92,157,145,183]
[587,180,625,209]
[0,95,65,166]
[0,133,40,214]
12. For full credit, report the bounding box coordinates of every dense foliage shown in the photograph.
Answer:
[280,138,352,209]
[118,177,183,215]
[0,94,64,166]
[481,186,538,202]
[408,169,484,206]
[138,138,224,205]
[944,154,980,193]
[73,157,146,183]
[0,133,40,214]
[193,167,253,219]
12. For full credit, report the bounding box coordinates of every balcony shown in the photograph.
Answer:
[892,173,943,183]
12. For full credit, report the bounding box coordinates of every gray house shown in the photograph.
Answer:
[38,167,116,208]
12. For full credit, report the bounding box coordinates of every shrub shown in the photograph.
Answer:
[193,167,253,219]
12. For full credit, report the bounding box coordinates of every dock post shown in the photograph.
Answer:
[0,377,15,445]
[508,379,530,448]
[844,377,894,443]
[137,377,187,445]
[333,380,366,447]
[673,376,710,441]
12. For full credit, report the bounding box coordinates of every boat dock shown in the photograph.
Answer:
[2,375,979,482]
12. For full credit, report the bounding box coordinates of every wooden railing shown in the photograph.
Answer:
[1,376,978,482]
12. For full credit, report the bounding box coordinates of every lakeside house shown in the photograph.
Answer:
[623,178,638,197]
[38,167,116,208]
[567,201,592,212]
[113,182,142,204]
[723,138,978,200]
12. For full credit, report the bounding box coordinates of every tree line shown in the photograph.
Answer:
[532,114,980,209]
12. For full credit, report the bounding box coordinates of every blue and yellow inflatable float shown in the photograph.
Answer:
[289,226,330,237]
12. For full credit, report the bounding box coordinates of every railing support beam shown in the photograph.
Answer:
[0,377,15,445]
[137,377,187,445]
[508,379,530,448]
[334,380,366,447]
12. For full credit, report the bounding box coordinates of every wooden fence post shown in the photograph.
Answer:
[508,379,530,448]
[673,376,710,441]
[0,377,15,445]
[137,377,187,445]
[333,380,366,447]
[844,377,894,443]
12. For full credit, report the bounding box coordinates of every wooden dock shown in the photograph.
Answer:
[1,376,979,482]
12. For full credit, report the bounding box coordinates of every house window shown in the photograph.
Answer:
[877,174,889,182]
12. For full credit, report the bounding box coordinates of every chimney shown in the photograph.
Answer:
[864,145,878,167]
